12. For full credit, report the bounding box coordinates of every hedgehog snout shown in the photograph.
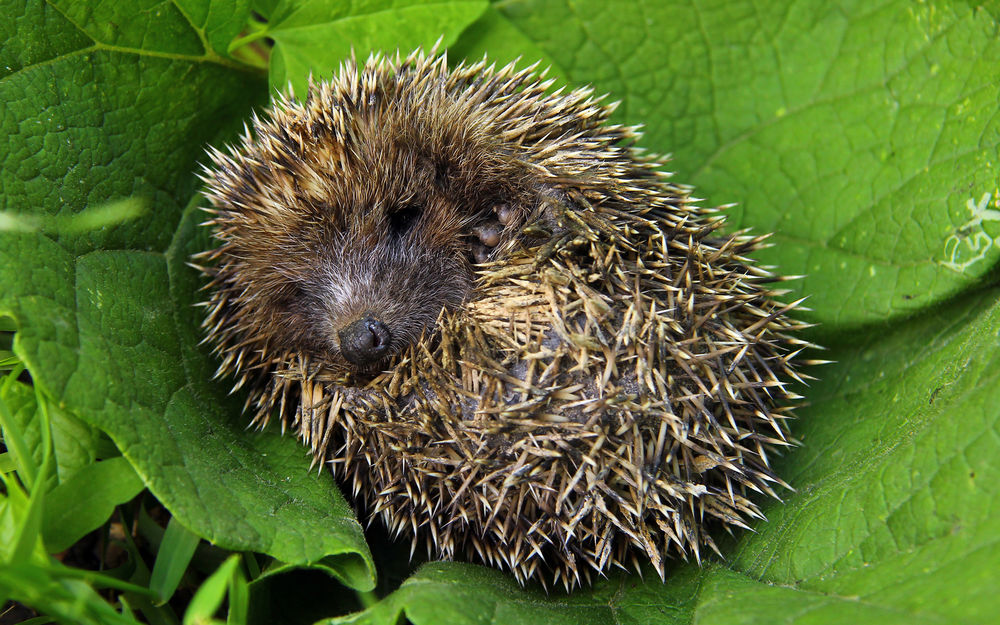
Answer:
[338,315,392,366]
[316,244,469,368]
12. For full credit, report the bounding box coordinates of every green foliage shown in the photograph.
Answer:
[1,0,997,624]
[181,555,248,625]
[150,519,203,605]
[41,456,144,553]
[259,0,489,93]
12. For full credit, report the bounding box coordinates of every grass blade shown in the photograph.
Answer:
[150,518,201,604]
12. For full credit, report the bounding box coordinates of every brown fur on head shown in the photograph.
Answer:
[196,53,554,374]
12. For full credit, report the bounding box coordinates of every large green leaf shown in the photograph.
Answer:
[0,0,374,591]
[453,0,1000,329]
[2,0,998,623]
[331,287,1000,624]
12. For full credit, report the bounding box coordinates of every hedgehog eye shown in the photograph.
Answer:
[388,204,422,237]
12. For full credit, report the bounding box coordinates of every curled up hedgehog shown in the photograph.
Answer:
[193,49,816,590]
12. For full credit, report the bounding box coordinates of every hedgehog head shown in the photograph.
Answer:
[197,54,561,372]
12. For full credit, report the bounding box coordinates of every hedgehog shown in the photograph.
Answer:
[193,49,815,590]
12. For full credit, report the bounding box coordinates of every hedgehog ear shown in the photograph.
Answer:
[414,153,451,191]
[406,152,446,191]
[434,161,452,189]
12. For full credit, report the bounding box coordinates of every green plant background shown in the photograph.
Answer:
[1,0,998,624]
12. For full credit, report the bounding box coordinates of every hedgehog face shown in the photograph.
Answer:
[200,122,530,373]
[302,192,475,370]
[196,55,556,375]
[298,142,529,369]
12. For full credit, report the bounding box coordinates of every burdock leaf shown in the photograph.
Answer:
[729,287,1000,623]
[330,1,1000,622]
[327,288,1000,624]
[0,0,374,590]
[452,0,1000,330]
[262,0,489,94]
[45,0,205,55]
[5,0,999,622]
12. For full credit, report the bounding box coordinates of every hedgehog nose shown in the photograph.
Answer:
[339,316,392,365]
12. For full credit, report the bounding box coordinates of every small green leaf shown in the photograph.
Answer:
[16,617,57,625]
[150,518,202,604]
[50,197,148,236]
[181,554,243,625]
[265,0,489,93]
[41,456,145,553]
[0,561,147,625]
[0,198,147,236]
[0,350,22,368]
[7,386,54,567]
[0,453,16,473]
[111,507,180,625]
[0,475,47,566]
[0,211,38,232]
[226,564,250,625]
[0,371,40,489]
[174,0,254,57]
